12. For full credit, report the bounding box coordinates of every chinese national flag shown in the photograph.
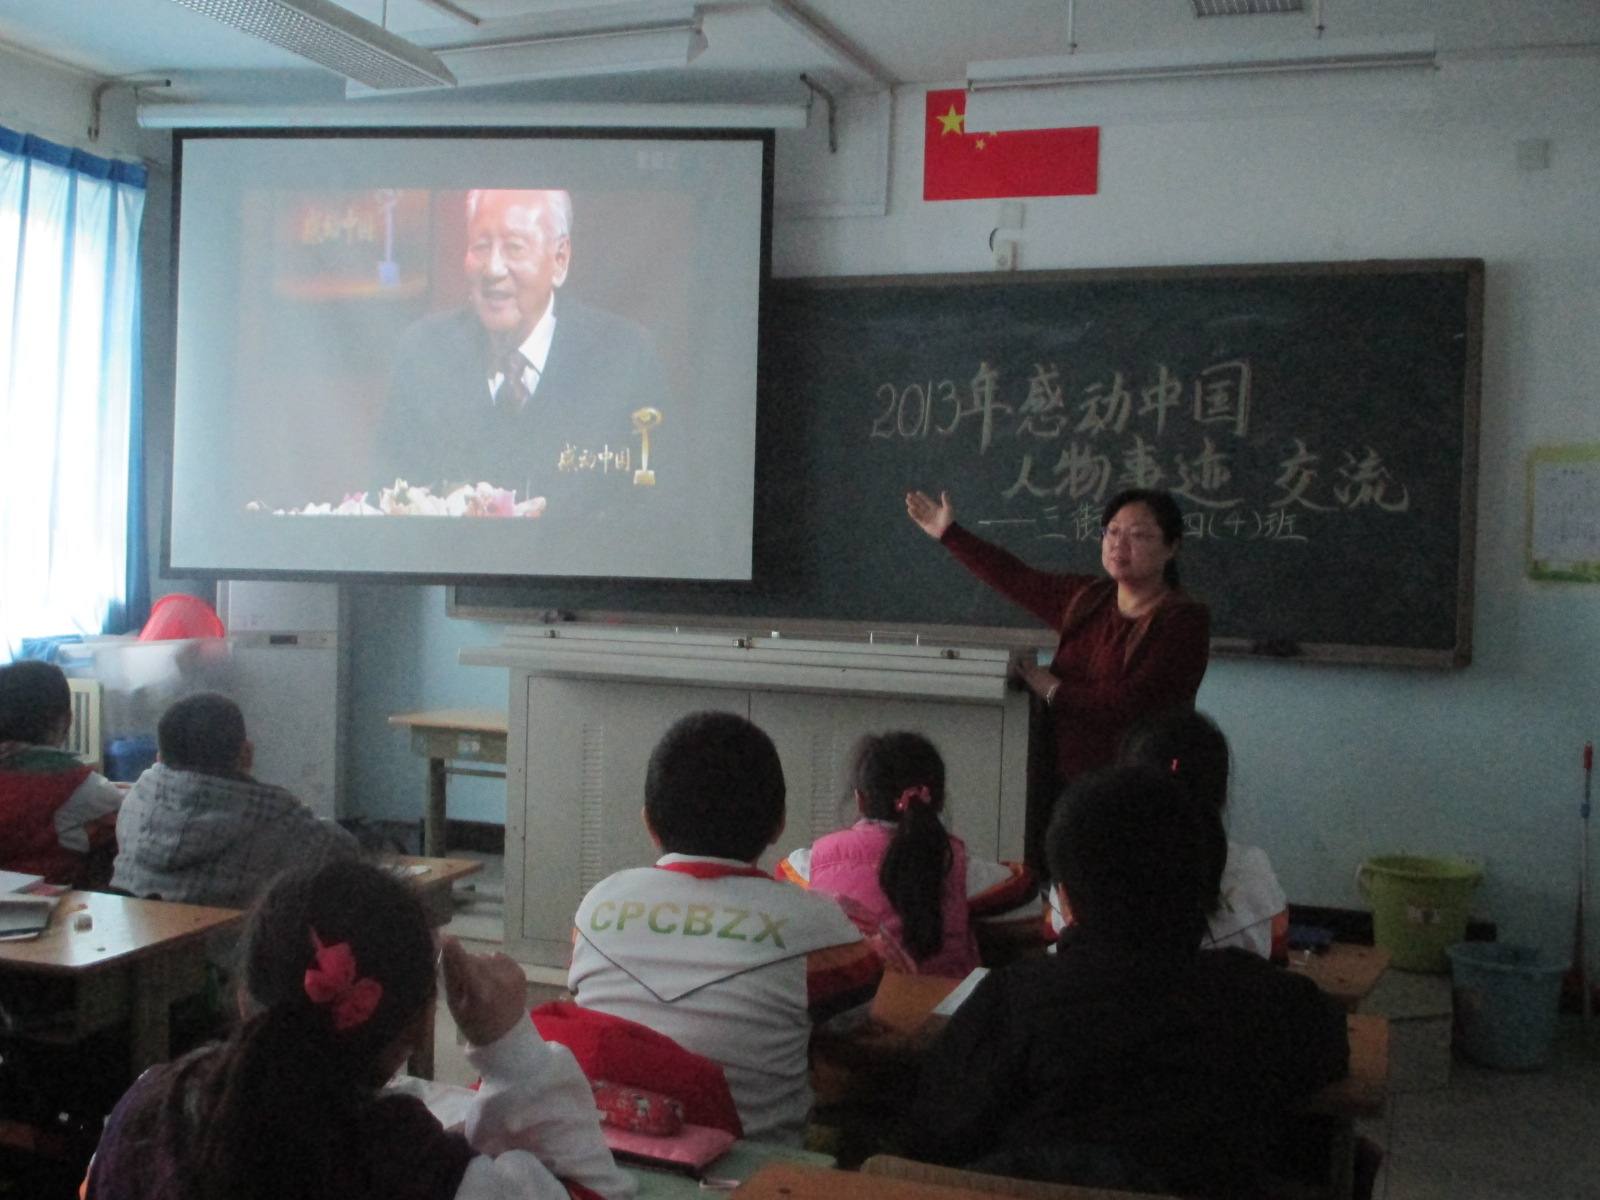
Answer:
[923,89,1099,201]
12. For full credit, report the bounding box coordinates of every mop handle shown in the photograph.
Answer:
[1585,742,1593,820]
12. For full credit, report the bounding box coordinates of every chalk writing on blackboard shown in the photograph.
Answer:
[451,261,1481,665]
[869,356,1415,546]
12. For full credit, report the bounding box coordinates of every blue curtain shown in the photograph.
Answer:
[0,125,147,658]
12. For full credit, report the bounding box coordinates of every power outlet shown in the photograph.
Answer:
[993,239,1018,271]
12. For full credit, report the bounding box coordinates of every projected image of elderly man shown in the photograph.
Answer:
[380,188,664,514]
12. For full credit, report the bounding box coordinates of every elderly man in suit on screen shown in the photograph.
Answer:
[380,188,666,525]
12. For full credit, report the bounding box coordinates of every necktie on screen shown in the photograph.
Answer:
[492,351,536,409]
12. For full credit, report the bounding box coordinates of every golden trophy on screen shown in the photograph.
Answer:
[631,407,662,487]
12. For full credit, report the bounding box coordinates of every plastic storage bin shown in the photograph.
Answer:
[1446,942,1564,1070]
[1357,855,1482,972]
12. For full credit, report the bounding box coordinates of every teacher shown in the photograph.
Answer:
[906,486,1210,797]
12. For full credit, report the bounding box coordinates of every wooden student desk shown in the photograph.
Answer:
[739,1161,1151,1200]
[388,709,508,857]
[1289,943,1392,1013]
[382,855,485,1081]
[0,891,242,1075]
[389,854,485,929]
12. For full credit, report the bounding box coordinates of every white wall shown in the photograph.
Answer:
[11,29,1579,953]
[778,55,1600,956]
[352,52,1599,958]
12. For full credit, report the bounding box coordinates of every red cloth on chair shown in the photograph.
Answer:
[529,1001,743,1138]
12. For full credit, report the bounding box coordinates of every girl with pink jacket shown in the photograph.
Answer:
[778,732,1036,976]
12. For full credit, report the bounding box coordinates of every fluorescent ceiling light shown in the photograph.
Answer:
[347,3,706,97]
[967,34,1436,90]
[137,100,806,130]
[169,0,456,90]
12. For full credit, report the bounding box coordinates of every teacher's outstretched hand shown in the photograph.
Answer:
[905,489,955,540]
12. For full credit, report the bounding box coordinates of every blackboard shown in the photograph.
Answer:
[452,260,1482,666]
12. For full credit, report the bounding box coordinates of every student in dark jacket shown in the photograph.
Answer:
[900,765,1348,1198]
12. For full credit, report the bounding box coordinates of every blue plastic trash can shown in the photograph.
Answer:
[1446,942,1565,1070]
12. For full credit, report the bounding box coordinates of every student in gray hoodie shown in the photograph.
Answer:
[112,693,356,907]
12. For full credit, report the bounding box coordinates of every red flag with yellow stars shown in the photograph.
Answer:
[923,88,1099,201]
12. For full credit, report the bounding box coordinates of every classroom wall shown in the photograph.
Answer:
[6,26,1588,953]
[344,49,1600,958]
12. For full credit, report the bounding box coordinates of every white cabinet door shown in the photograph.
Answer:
[753,691,1012,866]
[510,676,740,966]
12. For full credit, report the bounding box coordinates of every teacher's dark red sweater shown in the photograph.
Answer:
[941,524,1210,783]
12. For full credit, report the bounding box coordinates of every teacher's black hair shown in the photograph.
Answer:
[852,731,952,964]
[1102,488,1185,589]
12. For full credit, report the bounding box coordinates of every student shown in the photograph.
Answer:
[568,711,882,1146]
[901,766,1347,1198]
[776,731,1036,976]
[111,692,357,906]
[1120,707,1289,961]
[0,660,122,884]
[86,859,632,1200]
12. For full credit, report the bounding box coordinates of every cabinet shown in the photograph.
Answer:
[465,628,1028,968]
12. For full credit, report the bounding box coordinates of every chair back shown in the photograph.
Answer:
[64,677,102,769]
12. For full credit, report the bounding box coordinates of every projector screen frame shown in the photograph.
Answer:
[161,123,775,588]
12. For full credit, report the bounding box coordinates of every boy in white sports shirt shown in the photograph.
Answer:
[568,711,883,1146]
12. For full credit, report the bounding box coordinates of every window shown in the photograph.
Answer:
[0,126,146,657]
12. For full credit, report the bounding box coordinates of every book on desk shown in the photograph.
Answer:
[0,870,65,941]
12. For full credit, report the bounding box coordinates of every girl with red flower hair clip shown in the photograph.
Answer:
[84,859,632,1200]
[776,732,1037,976]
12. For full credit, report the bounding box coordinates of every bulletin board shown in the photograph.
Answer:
[1528,445,1600,582]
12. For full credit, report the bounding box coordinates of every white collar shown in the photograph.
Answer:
[655,852,759,869]
[517,293,558,377]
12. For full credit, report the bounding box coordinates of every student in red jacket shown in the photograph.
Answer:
[0,660,121,884]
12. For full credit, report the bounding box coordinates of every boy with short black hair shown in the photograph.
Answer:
[111,692,356,906]
[569,710,882,1146]
[0,660,122,884]
[902,765,1348,1198]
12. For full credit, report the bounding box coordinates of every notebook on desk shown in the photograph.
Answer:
[0,870,64,940]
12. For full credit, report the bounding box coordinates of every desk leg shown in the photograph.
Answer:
[129,959,174,1075]
[1328,1121,1355,1200]
[409,1028,436,1081]
[425,756,448,858]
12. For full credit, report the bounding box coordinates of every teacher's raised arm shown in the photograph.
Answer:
[907,488,1210,856]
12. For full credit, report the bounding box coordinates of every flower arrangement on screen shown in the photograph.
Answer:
[246,479,546,518]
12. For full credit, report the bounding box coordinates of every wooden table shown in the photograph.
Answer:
[624,1140,835,1200]
[388,709,508,858]
[1306,1014,1389,1119]
[1289,943,1392,1013]
[1305,1014,1389,1200]
[385,855,484,1081]
[389,854,485,929]
[739,1161,1147,1200]
[0,891,242,1075]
